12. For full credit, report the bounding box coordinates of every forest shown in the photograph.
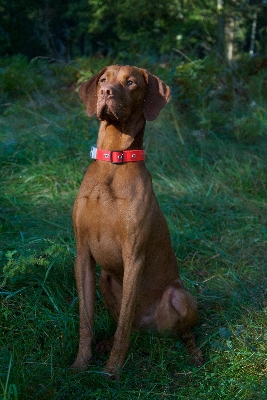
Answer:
[1,1,267,399]
[1,0,267,61]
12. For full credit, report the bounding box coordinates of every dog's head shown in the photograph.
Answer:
[78,65,171,122]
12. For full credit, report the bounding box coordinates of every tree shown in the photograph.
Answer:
[0,0,266,60]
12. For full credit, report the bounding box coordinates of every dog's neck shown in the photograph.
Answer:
[96,118,146,151]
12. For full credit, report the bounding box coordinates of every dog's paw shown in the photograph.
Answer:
[103,365,121,380]
[70,356,91,371]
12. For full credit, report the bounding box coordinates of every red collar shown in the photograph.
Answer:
[90,146,145,164]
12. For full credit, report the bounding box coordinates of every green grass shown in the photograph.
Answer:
[1,58,267,399]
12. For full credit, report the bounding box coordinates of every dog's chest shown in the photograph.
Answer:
[78,181,135,269]
[76,165,154,269]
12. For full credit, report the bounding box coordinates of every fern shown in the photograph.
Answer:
[1,241,73,286]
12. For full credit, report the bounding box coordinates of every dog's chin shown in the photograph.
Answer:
[97,104,122,122]
[97,104,109,120]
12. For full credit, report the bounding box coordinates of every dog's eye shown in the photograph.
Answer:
[100,78,107,83]
[127,80,134,86]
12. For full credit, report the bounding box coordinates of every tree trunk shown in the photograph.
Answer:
[217,0,225,61]
[249,10,258,55]
[225,15,235,61]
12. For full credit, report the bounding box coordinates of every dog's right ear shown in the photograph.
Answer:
[78,67,107,116]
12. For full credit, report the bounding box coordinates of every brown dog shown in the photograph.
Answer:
[71,65,203,377]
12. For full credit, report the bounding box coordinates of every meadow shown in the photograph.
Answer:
[1,56,267,399]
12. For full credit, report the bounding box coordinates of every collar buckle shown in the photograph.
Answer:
[110,150,124,164]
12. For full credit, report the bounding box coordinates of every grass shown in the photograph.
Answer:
[1,57,267,399]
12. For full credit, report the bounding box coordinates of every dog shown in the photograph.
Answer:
[71,65,203,377]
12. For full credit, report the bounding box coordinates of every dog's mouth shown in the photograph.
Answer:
[97,98,122,122]
[97,103,109,120]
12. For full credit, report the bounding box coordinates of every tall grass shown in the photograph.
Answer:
[1,56,267,399]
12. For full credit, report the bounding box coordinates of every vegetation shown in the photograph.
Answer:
[0,0,267,60]
[0,54,267,399]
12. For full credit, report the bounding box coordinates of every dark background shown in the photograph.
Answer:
[1,0,267,61]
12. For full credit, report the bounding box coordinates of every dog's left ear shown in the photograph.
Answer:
[78,67,107,116]
[141,70,171,121]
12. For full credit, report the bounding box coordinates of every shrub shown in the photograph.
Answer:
[172,55,267,140]
[1,241,74,287]
[0,55,46,98]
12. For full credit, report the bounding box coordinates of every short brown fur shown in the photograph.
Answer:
[71,65,203,377]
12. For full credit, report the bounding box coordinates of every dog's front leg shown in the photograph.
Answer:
[104,253,144,378]
[71,241,96,370]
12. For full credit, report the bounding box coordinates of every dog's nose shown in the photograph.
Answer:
[100,85,114,98]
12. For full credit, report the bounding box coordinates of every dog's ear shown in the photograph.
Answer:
[78,67,107,116]
[141,70,171,121]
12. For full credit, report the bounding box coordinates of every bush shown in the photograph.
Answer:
[0,55,47,98]
[172,55,267,140]
[0,55,78,103]
[1,241,74,287]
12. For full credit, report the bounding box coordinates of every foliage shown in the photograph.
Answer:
[172,55,267,140]
[0,0,267,60]
[86,0,185,56]
[1,242,74,287]
[0,55,46,100]
[0,55,78,107]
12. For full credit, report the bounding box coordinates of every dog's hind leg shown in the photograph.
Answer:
[156,281,204,366]
[99,271,122,322]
